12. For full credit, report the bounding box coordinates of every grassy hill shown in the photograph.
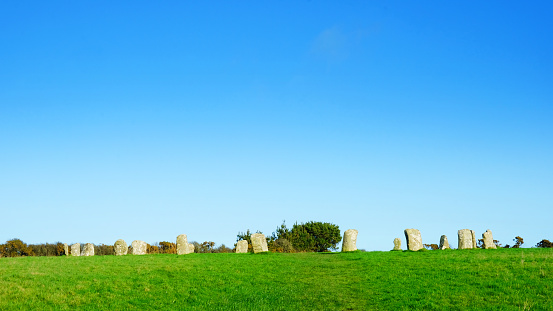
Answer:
[1,248,552,310]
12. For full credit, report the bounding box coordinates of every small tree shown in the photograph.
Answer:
[512,236,524,248]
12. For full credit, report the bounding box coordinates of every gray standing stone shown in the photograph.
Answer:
[64,243,69,256]
[114,239,128,256]
[176,234,188,255]
[81,243,95,256]
[186,243,195,254]
[393,238,402,251]
[458,229,473,249]
[251,233,269,253]
[439,235,450,250]
[404,229,423,251]
[341,229,359,252]
[131,240,147,255]
[236,240,248,253]
[482,229,497,249]
[471,230,477,249]
[71,243,81,257]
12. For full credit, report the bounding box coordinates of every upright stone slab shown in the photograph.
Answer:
[482,229,497,249]
[114,239,128,255]
[236,240,248,253]
[71,243,81,257]
[404,229,423,251]
[458,229,473,249]
[82,243,95,256]
[471,230,477,249]
[64,243,69,256]
[131,240,147,255]
[251,233,268,253]
[439,235,450,250]
[393,238,402,251]
[341,229,359,252]
[176,234,188,255]
[186,243,195,254]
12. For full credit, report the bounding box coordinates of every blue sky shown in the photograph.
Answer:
[1,1,552,251]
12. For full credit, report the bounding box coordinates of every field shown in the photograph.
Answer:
[1,248,552,310]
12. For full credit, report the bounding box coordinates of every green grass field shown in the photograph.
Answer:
[1,248,552,310]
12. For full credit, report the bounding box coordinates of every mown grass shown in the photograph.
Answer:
[1,248,552,310]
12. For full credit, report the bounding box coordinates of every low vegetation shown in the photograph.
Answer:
[1,248,552,310]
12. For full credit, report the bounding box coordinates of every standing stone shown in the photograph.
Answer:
[186,243,195,254]
[342,229,359,252]
[64,243,69,256]
[458,229,473,249]
[71,243,81,257]
[439,235,450,250]
[251,233,269,253]
[393,238,402,251]
[176,234,188,255]
[236,240,248,253]
[471,230,477,249]
[404,229,423,251]
[114,239,128,256]
[81,243,95,256]
[131,240,147,255]
[482,229,497,249]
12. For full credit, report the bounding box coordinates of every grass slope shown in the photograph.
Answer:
[1,249,552,310]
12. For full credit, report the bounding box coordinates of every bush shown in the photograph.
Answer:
[273,221,342,252]
[213,244,233,253]
[158,241,177,254]
[269,238,294,253]
[147,243,159,254]
[424,244,439,250]
[536,239,553,248]
[94,244,114,256]
[1,239,34,257]
[29,242,65,256]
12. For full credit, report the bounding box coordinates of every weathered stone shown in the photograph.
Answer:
[471,230,477,249]
[236,240,248,253]
[439,235,450,250]
[64,243,69,256]
[404,229,423,251]
[251,233,268,253]
[186,243,195,254]
[114,239,128,256]
[81,243,95,256]
[342,229,359,252]
[482,229,497,249]
[458,229,473,249]
[176,234,188,255]
[71,243,80,257]
[131,240,147,255]
[393,238,402,251]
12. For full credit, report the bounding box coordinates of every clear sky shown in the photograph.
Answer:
[1,1,552,251]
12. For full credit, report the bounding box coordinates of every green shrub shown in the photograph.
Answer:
[273,221,342,252]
